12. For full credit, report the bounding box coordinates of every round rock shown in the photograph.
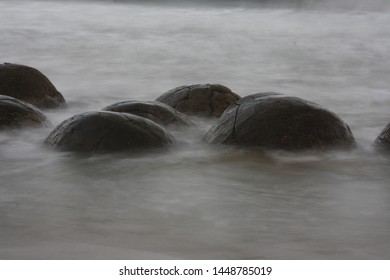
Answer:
[205,93,356,151]
[155,84,240,118]
[102,100,190,127]
[0,63,66,109]
[374,122,390,150]
[45,111,175,152]
[0,95,47,129]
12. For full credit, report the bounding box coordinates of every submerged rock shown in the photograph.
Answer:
[0,63,66,109]
[205,93,356,151]
[0,95,47,129]
[45,111,175,152]
[156,84,240,118]
[102,100,190,127]
[374,122,390,150]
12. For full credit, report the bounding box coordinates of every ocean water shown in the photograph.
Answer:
[0,0,390,259]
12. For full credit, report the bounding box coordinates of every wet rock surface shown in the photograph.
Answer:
[205,93,356,151]
[0,63,66,109]
[156,84,240,118]
[0,95,47,129]
[45,111,175,152]
[374,122,390,150]
[102,100,190,127]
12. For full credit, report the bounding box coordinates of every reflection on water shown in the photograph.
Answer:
[0,0,390,259]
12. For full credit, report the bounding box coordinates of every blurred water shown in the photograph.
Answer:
[0,0,390,259]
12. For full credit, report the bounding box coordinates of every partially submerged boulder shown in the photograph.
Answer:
[102,100,190,127]
[0,63,66,109]
[45,111,175,152]
[205,93,356,151]
[156,84,240,118]
[374,122,390,150]
[0,95,47,129]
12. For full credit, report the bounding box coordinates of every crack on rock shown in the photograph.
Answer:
[231,104,241,142]
[161,85,191,102]
[95,120,132,151]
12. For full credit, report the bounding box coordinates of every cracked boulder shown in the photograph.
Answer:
[45,111,175,152]
[102,100,190,127]
[0,63,66,109]
[374,122,390,150]
[0,95,48,129]
[155,84,240,118]
[205,93,356,151]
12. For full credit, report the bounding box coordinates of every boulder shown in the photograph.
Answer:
[374,122,390,150]
[0,95,47,129]
[205,93,356,151]
[102,100,190,127]
[0,63,66,109]
[45,111,175,152]
[155,84,240,118]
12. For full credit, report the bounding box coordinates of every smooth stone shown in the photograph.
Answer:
[45,111,175,152]
[102,100,190,127]
[0,95,47,129]
[374,122,390,150]
[205,93,356,151]
[0,63,66,109]
[156,84,240,118]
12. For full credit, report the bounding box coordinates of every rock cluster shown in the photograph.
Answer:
[4,64,385,154]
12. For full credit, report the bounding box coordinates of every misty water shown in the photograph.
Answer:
[1,0,390,259]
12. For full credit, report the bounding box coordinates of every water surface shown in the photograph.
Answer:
[0,0,390,259]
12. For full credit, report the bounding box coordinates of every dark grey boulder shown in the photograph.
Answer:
[45,111,175,152]
[102,100,190,127]
[0,95,47,129]
[374,122,390,150]
[156,84,240,118]
[205,93,356,151]
[0,63,66,109]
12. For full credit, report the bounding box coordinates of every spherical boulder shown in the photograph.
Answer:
[102,100,190,127]
[374,122,390,150]
[0,95,47,129]
[205,93,356,151]
[155,84,240,118]
[0,63,66,109]
[45,111,175,152]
